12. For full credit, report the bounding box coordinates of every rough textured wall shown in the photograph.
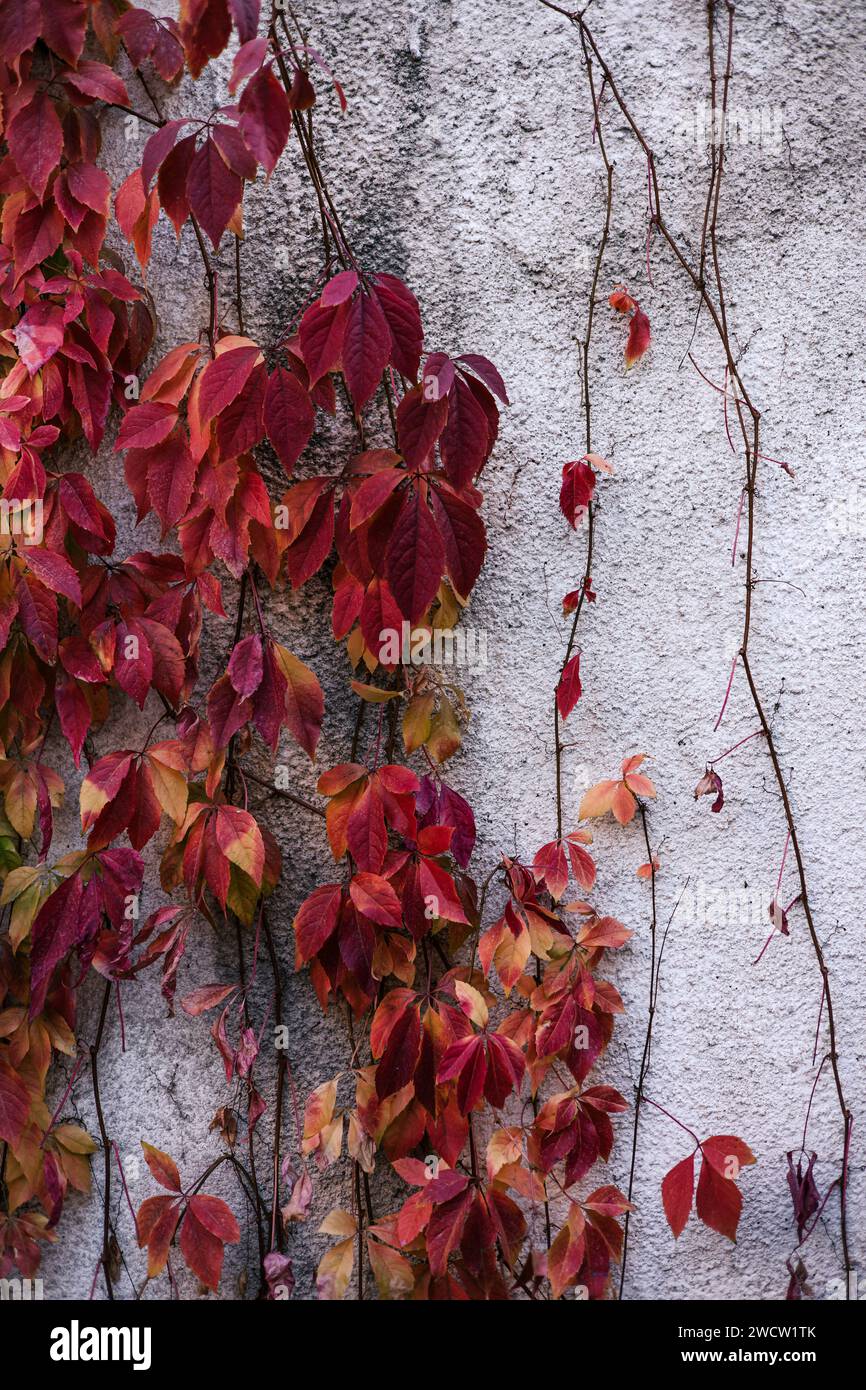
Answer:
[41,0,864,1301]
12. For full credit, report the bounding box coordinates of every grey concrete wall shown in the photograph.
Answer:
[39,0,865,1300]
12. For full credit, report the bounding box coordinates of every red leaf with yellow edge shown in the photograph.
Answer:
[79,750,134,834]
[492,904,530,995]
[547,1215,586,1299]
[375,1003,421,1099]
[349,871,403,928]
[214,805,264,885]
[141,1141,181,1192]
[273,644,323,760]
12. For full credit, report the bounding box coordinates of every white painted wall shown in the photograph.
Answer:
[40,0,864,1299]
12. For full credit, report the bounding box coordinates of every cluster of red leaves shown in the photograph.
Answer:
[300,790,648,1298]
[0,4,168,1277]
[0,1,511,1295]
[135,1141,239,1290]
[0,0,316,1283]
[662,1136,755,1242]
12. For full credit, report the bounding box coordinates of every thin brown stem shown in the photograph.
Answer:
[618,803,656,1298]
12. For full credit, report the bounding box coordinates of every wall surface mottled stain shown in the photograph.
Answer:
[41,0,865,1300]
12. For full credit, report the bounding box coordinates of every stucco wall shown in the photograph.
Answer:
[39,0,865,1300]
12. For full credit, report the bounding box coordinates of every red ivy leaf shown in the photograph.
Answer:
[141,1142,182,1193]
[239,65,292,176]
[264,367,315,474]
[7,92,63,203]
[695,1155,742,1241]
[187,135,243,250]
[386,488,445,622]
[559,459,595,529]
[624,308,651,368]
[661,1152,695,1239]
[556,652,582,720]
[375,1002,421,1098]
[342,292,392,412]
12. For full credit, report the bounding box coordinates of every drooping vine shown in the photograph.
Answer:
[542,0,852,1298]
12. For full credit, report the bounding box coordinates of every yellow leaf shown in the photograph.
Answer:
[5,769,36,838]
[302,1078,338,1143]
[426,697,461,764]
[0,864,40,906]
[145,753,188,824]
[318,1208,357,1239]
[367,1239,414,1299]
[350,681,400,703]
[52,1124,98,1156]
[455,980,489,1029]
[316,1235,355,1300]
[402,693,434,753]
